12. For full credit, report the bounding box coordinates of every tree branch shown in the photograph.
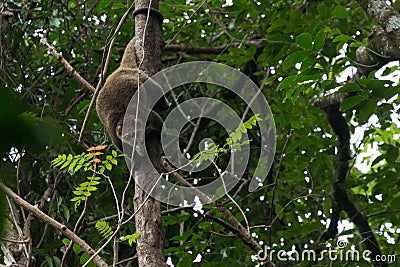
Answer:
[165,39,262,54]
[314,96,387,267]
[356,0,400,37]
[355,0,400,74]
[162,160,275,267]
[0,183,108,267]
[39,38,95,93]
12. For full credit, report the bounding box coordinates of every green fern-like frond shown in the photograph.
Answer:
[52,148,123,174]
[53,152,94,173]
[95,220,113,240]
[121,233,142,247]
[53,148,123,208]
[191,114,261,166]
[71,176,101,208]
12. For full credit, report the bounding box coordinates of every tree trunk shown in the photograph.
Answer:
[133,1,166,266]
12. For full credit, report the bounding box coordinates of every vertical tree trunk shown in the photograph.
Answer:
[133,1,166,266]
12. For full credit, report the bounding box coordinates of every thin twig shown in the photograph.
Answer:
[101,173,122,221]
[78,2,136,143]
[122,173,164,225]
[39,38,95,93]
[81,224,121,267]
[166,0,208,46]
[268,128,293,246]
[61,198,88,266]
[210,160,250,235]
[162,160,267,257]
[240,69,270,122]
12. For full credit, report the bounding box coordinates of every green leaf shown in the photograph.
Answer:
[96,220,113,239]
[242,140,251,145]
[111,3,126,9]
[86,186,98,191]
[358,100,377,124]
[122,233,142,246]
[318,4,328,19]
[236,131,242,141]
[73,190,83,196]
[105,163,112,171]
[339,83,361,93]
[333,5,349,19]
[238,124,247,134]
[333,34,351,43]
[229,132,237,143]
[296,33,313,50]
[45,256,54,267]
[283,50,309,71]
[71,196,83,202]
[80,182,89,187]
[386,145,399,163]
[278,73,321,91]
[321,80,339,90]
[300,56,316,71]
[98,166,105,173]
[60,161,70,170]
[313,30,326,53]
[244,121,253,129]
[368,79,397,99]
[68,161,76,171]
[177,253,193,267]
[60,204,70,221]
[74,164,82,172]
[73,243,83,255]
[80,253,96,267]
[62,238,70,245]
[341,95,367,110]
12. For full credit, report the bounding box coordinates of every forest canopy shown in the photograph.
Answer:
[0,0,399,266]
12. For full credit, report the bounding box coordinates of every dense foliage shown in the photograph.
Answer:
[0,0,399,266]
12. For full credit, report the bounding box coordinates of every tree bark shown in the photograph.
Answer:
[133,1,166,266]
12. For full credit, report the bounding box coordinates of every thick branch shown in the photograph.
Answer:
[0,183,108,267]
[356,0,400,37]
[314,98,386,266]
[165,43,229,54]
[333,185,384,265]
[355,26,400,75]
[355,1,400,74]
[165,39,262,54]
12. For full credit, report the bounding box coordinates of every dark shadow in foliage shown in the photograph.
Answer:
[0,89,35,154]
[0,88,58,237]
[0,88,35,237]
